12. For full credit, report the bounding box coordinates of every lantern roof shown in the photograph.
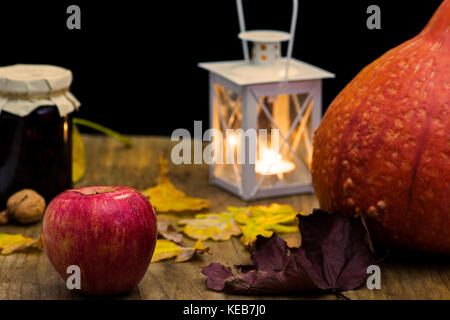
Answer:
[198,58,335,86]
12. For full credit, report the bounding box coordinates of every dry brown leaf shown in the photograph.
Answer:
[142,156,210,212]
[157,214,183,243]
[0,233,43,255]
[175,239,211,262]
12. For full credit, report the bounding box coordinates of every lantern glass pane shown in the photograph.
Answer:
[212,84,243,189]
[254,93,313,192]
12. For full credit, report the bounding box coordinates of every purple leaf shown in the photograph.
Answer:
[202,235,315,294]
[202,210,377,294]
[293,209,376,291]
[202,263,234,291]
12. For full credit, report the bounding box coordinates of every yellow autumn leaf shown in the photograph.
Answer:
[151,239,181,262]
[0,233,43,255]
[151,239,211,263]
[72,124,86,184]
[179,212,242,241]
[228,204,300,245]
[142,156,210,212]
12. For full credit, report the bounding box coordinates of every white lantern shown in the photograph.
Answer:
[199,0,334,200]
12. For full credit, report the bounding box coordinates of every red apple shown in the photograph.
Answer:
[42,186,157,296]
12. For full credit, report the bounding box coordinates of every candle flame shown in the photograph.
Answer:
[227,133,238,147]
[255,149,295,176]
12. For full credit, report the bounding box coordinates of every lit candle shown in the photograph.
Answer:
[227,133,238,147]
[255,149,295,179]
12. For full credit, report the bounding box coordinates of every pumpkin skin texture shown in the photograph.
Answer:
[312,1,450,254]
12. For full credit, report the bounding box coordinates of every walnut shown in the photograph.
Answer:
[0,211,8,224]
[5,189,46,224]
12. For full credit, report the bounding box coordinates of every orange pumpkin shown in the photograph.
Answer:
[312,1,450,253]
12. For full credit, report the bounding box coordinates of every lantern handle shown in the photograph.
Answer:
[236,0,299,81]
[236,0,250,62]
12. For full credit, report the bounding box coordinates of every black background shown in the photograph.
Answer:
[0,0,443,135]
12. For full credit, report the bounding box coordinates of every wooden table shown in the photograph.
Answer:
[1,135,450,300]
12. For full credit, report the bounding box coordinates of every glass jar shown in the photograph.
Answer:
[0,65,80,208]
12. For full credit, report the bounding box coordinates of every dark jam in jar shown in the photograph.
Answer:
[0,106,72,208]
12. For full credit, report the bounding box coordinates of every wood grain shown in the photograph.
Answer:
[0,135,449,299]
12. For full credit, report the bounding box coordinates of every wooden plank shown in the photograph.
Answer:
[344,251,450,300]
[0,135,450,299]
